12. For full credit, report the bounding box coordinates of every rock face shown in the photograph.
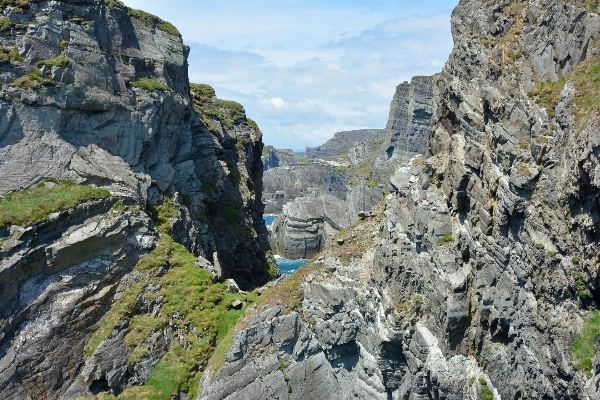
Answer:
[262,163,339,213]
[306,128,384,161]
[0,1,271,398]
[372,75,436,185]
[269,194,350,259]
[202,0,600,398]
[263,146,295,170]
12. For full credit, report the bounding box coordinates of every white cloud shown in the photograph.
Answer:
[121,0,457,149]
[269,97,285,109]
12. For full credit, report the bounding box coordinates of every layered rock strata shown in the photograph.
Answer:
[202,0,600,398]
[0,1,272,398]
[268,194,350,259]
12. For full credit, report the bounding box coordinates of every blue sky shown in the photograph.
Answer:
[121,0,457,150]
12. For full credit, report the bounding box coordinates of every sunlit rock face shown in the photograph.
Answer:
[0,1,271,398]
[201,0,600,398]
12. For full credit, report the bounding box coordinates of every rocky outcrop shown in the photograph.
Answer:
[203,0,600,398]
[263,146,295,170]
[262,163,341,213]
[269,194,350,259]
[306,128,384,161]
[372,75,436,185]
[0,1,272,398]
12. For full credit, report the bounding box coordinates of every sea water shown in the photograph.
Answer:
[263,214,307,274]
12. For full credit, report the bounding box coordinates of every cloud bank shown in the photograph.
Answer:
[122,0,457,149]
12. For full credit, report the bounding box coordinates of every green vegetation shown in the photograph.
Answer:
[536,243,545,249]
[519,143,528,149]
[437,234,454,246]
[224,206,242,225]
[127,8,180,37]
[190,83,248,134]
[571,309,600,377]
[35,55,69,68]
[262,250,279,279]
[246,118,259,131]
[334,154,380,188]
[478,378,494,400]
[572,256,580,265]
[85,197,260,399]
[526,56,600,127]
[0,0,30,12]
[0,180,110,229]
[8,70,53,89]
[547,250,557,258]
[131,78,170,93]
[0,16,29,31]
[0,46,24,64]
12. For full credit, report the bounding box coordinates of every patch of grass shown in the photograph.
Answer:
[0,46,24,64]
[0,0,30,12]
[536,243,545,249]
[572,309,600,377]
[246,118,259,131]
[479,378,494,400]
[547,250,557,258]
[146,196,179,234]
[519,142,528,149]
[190,83,248,133]
[35,55,69,68]
[517,165,531,177]
[437,234,454,245]
[86,230,259,398]
[8,70,53,89]
[131,78,170,93]
[572,256,580,265]
[224,206,242,225]
[262,251,279,279]
[127,8,180,37]
[0,180,110,229]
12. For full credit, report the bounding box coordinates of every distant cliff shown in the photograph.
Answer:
[306,128,384,161]
[262,146,295,170]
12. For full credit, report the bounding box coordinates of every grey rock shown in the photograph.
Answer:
[262,146,295,170]
[306,129,384,161]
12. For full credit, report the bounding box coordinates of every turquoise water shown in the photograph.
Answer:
[263,214,277,226]
[275,255,308,275]
[263,214,307,274]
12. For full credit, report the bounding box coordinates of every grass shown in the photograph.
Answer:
[334,152,381,188]
[572,309,600,377]
[572,256,580,265]
[127,8,180,37]
[0,46,24,64]
[0,0,29,12]
[131,78,170,93]
[8,70,53,89]
[84,199,260,398]
[246,118,259,131]
[35,55,69,68]
[478,378,494,400]
[190,83,249,133]
[0,180,110,229]
[437,234,454,246]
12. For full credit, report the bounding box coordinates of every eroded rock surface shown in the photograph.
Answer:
[0,1,271,398]
[202,0,600,398]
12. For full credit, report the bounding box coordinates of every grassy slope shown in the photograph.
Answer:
[82,197,260,399]
[0,180,110,229]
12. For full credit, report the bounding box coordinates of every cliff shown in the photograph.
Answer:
[0,0,273,398]
[201,0,600,398]
[262,146,295,171]
[306,128,384,161]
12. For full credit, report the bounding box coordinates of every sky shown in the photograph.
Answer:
[121,0,457,150]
